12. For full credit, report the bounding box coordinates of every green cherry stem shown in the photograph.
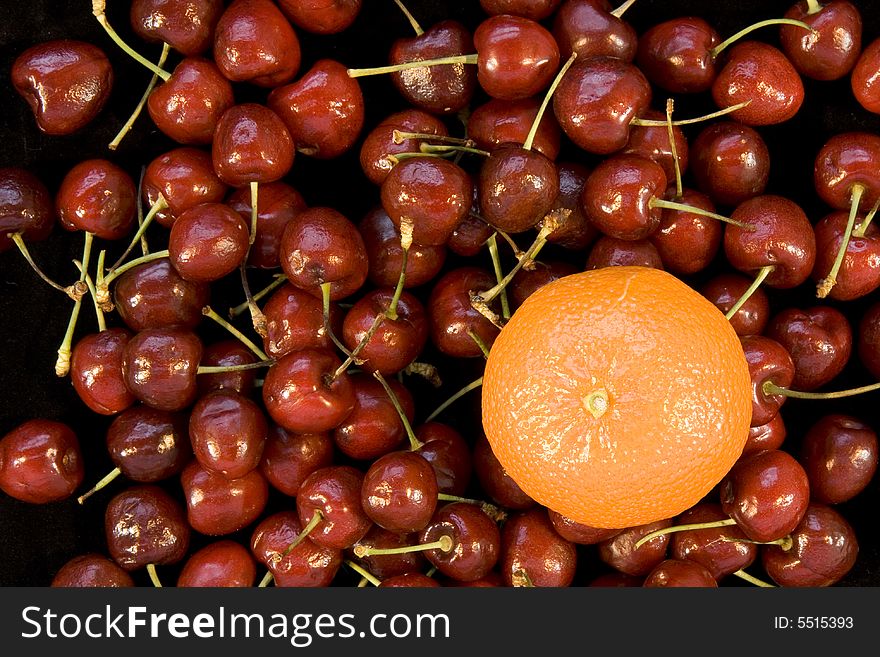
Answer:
[853,197,880,238]
[763,379,880,400]
[631,101,752,127]
[201,305,271,361]
[106,194,168,275]
[817,183,865,299]
[109,42,170,150]
[710,19,815,59]
[9,233,74,297]
[633,518,738,550]
[77,466,121,505]
[424,376,484,424]
[347,54,479,78]
[437,493,507,522]
[486,233,511,320]
[732,569,776,587]
[393,0,423,35]
[665,98,684,200]
[805,0,823,15]
[134,166,150,257]
[648,198,755,229]
[523,51,578,152]
[73,260,106,332]
[724,265,775,321]
[146,564,163,588]
[372,370,423,451]
[393,131,472,146]
[610,0,639,19]
[92,1,171,81]
[353,535,453,558]
[321,282,355,358]
[229,274,288,319]
[55,232,94,377]
[467,329,491,359]
[345,560,381,587]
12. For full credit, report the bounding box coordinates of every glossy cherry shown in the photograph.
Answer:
[467,97,561,160]
[643,559,718,587]
[297,465,373,550]
[799,414,878,504]
[177,540,257,587]
[636,17,721,94]
[250,510,342,587]
[741,334,796,427]
[811,209,880,301]
[544,161,598,251]
[212,103,295,188]
[51,553,134,587]
[858,299,880,379]
[358,109,448,186]
[168,202,250,283]
[472,434,535,510]
[56,159,136,241]
[586,236,664,270]
[70,328,136,416]
[361,450,438,533]
[690,121,771,208]
[414,422,473,497]
[106,405,191,484]
[700,272,771,337]
[597,518,673,577]
[181,460,269,535]
[500,507,576,586]
[197,340,258,397]
[0,167,54,251]
[259,425,334,497]
[779,0,862,81]
[189,389,268,479]
[420,502,501,582]
[113,258,209,332]
[142,147,229,228]
[553,0,637,62]
[130,0,224,56]
[480,0,561,20]
[350,526,428,580]
[227,181,307,269]
[428,267,501,358]
[122,327,203,412]
[621,109,689,184]
[510,260,580,310]
[669,502,757,581]
[277,0,362,34]
[547,510,621,545]
[851,35,880,114]
[744,412,788,455]
[0,419,83,504]
[651,187,721,275]
[261,283,342,359]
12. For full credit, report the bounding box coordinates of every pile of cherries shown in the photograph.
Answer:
[1,0,879,588]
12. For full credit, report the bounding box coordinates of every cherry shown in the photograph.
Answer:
[261,283,342,359]
[0,419,83,504]
[719,448,811,543]
[361,450,438,533]
[761,502,858,586]
[268,59,365,159]
[858,300,880,379]
[690,121,771,208]
[472,434,536,510]
[105,484,190,573]
[419,502,501,582]
[332,372,415,461]
[586,236,664,270]
[0,168,54,252]
[147,57,235,145]
[814,131,880,213]
[414,422,473,497]
[765,306,852,391]
[547,510,621,545]
[56,159,136,241]
[651,187,722,275]
[277,0,362,34]
[744,412,788,455]
[500,507,577,587]
[597,518,673,577]
[122,327,203,412]
[181,460,269,536]
[279,207,368,301]
[851,35,880,114]
[621,110,690,185]
[11,39,113,135]
[350,526,428,580]
[428,267,500,358]
[296,465,373,550]
[468,97,562,160]
[643,559,718,587]
[377,573,439,587]
[669,502,757,581]
[811,209,880,301]
[447,212,496,257]
[358,109,448,186]
[544,162,598,251]
[197,340,258,397]
[130,0,224,57]
[260,424,334,497]
[51,553,134,587]
[177,540,257,587]
[699,272,771,337]
[553,0,638,62]
[510,260,580,310]
[168,202,250,283]
[799,413,878,504]
[741,334,796,427]
[227,181,307,270]
[189,389,268,479]
[142,147,229,229]
[69,328,136,416]
[480,0,561,20]
[780,0,862,81]
[261,348,355,433]
[213,0,301,87]
[251,510,342,587]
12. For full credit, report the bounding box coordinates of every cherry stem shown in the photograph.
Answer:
[345,560,381,587]
[372,370,423,451]
[258,571,274,588]
[98,249,170,293]
[512,568,535,587]
[239,264,268,338]
[229,274,287,318]
[853,197,880,238]
[249,182,259,246]
[135,166,150,256]
[437,493,507,523]
[92,1,171,81]
[146,563,163,588]
[425,376,483,423]
[721,535,794,551]
[197,360,274,375]
[419,143,490,157]
[805,0,823,15]
[9,233,75,297]
[817,183,864,298]
[282,510,323,559]
[353,535,453,558]
[649,197,754,230]
[724,265,774,321]
[467,329,491,359]
[73,260,106,332]
[610,0,639,19]
[711,19,815,58]
[321,282,355,358]
[347,54,479,78]
[393,0,423,36]
[55,232,94,377]
[665,98,684,200]
[107,194,167,276]
[732,569,775,588]
[632,101,752,127]
[201,305,271,361]
[403,361,442,388]
[486,234,511,320]
[633,518,738,550]
[76,467,121,505]
[523,51,578,152]
[109,42,170,150]
[764,378,880,400]
[393,131,471,146]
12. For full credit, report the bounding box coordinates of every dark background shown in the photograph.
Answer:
[1,0,879,587]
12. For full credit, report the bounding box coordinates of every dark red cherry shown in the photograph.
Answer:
[0,167,54,252]
[268,59,364,159]
[332,372,415,461]
[212,103,295,187]
[105,484,190,571]
[113,258,209,332]
[800,414,878,504]
[547,510,621,545]
[621,110,689,184]
[636,17,720,94]
[279,206,369,301]
[761,503,858,586]
[741,334,796,427]
[813,132,880,212]
[0,419,83,504]
[858,300,880,379]
[130,0,224,56]
[378,573,440,587]
[447,211,496,257]
[480,0,561,20]
[598,519,673,577]
[389,20,477,115]
[420,502,501,582]
[545,162,598,251]
[427,267,500,358]
[744,412,788,455]
[51,553,134,587]
[711,41,804,126]
[500,507,577,587]
[70,328,136,416]
[361,450,438,533]
[260,425,334,497]
[553,0,637,62]
[11,39,113,135]
[250,510,342,587]
[651,187,721,275]
[381,157,473,246]
[177,540,256,587]
[468,97,562,160]
[780,1,862,81]
[690,121,771,208]
[473,14,561,100]
[643,559,718,587]
[262,348,356,433]
[586,235,664,270]
[122,327,203,412]
[811,210,880,301]
[213,0,301,87]
[261,283,342,359]
[350,525,427,580]
[765,306,852,391]
[56,159,136,240]
[553,56,651,155]
[851,35,880,114]
[147,58,235,146]
[720,448,811,543]
[181,460,269,535]
[277,0,362,34]
[510,260,580,310]
[227,181,306,269]
[358,109,448,186]
[700,272,771,337]
[472,434,535,510]
[106,405,191,483]
[189,389,268,479]
[359,206,447,289]
[168,202,249,283]
[197,340,258,397]
[297,465,372,549]
[143,147,229,228]
[669,502,757,581]
[415,422,473,497]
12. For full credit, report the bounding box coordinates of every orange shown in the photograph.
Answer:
[481,266,752,530]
